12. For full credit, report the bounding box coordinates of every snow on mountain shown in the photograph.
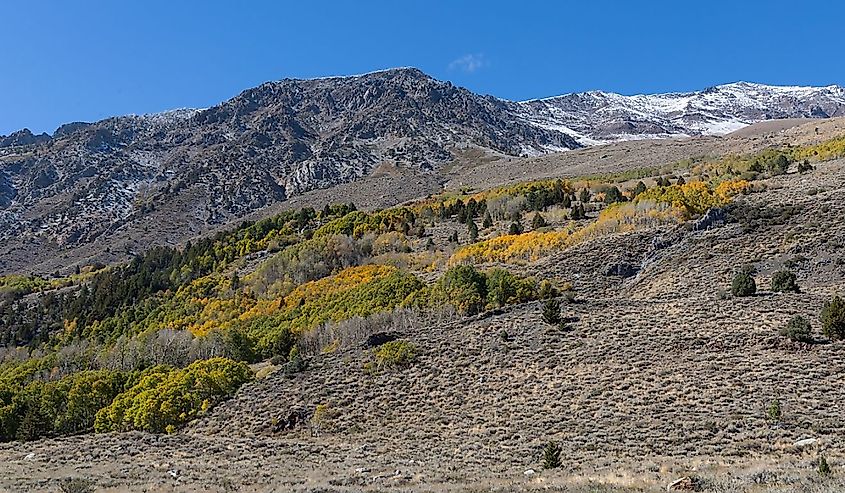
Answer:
[514,82,845,145]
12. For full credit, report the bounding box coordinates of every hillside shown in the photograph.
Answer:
[1,122,845,491]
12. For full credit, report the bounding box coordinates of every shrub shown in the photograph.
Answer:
[731,271,757,297]
[798,160,814,173]
[373,340,417,369]
[818,455,832,477]
[509,222,523,235]
[767,399,782,422]
[538,280,557,299]
[60,478,96,493]
[771,270,799,293]
[821,295,845,341]
[780,316,813,343]
[542,441,562,469]
[542,299,561,326]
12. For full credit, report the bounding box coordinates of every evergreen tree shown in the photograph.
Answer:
[771,270,799,293]
[731,271,757,297]
[579,188,591,203]
[16,402,50,442]
[482,212,493,229]
[769,154,790,175]
[542,298,561,325]
[531,212,546,230]
[603,186,623,204]
[508,222,523,235]
[633,181,647,196]
[468,220,479,243]
[780,316,813,343]
[821,295,845,340]
[542,441,562,469]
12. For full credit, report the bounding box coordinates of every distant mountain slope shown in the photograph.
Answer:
[515,82,845,144]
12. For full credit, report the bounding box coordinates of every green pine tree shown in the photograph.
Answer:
[542,441,562,469]
[531,212,546,230]
[468,220,479,243]
[542,299,561,326]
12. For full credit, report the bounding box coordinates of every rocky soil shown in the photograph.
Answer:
[1,156,844,491]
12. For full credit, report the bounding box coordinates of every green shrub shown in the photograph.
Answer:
[818,455,832,477]
[821,295,845,340]
[780,316,813,343]
[731,271,757,297]
[771,270,799,293]
[538,280,557,300]
[767,399,782,422]
[373,340,417,369]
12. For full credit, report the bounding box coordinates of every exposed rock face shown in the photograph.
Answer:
[0,68,578,253]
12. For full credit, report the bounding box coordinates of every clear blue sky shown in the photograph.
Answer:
[2,0,843,135]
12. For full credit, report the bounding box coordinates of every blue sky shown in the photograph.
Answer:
[2,0,843,135]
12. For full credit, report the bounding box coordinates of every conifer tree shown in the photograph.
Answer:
[531,212,546,230]
[542,441,562,469]
[482,212,493,229]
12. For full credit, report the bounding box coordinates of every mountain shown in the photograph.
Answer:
[515,81,845,144]
[0,68,577,259]
[1,69,844,273]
